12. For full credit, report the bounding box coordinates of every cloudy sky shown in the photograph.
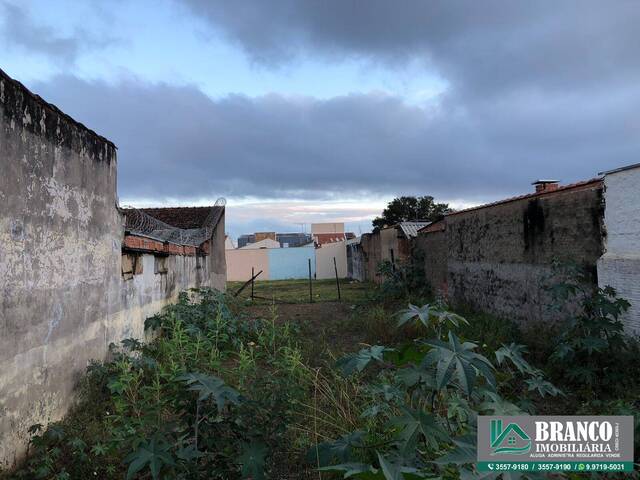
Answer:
[1,1,639,239]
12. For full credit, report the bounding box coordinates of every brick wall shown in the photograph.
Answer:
[414,228,448,296]
[444,181,604,323]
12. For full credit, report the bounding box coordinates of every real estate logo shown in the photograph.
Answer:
[478,416,634,473]
[490,419,531,454]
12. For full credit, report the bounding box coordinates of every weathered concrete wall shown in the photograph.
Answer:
[446,182,604,322]
[598,166,640,333]
[207,212,227,290]
[346,240,365,281]
[361,232,382,283]
[226,249,270,281]
[414,230,448,296]
[357,227,412,283]
[116,252,214,340]
[0,69,121,466]
[0,70,225,466]
[316,240,348,279]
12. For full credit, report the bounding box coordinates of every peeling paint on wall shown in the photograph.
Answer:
[0,68,226,467]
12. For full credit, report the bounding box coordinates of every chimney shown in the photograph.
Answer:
[532,179,560,193]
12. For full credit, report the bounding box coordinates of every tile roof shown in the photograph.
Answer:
[139,206,223,229]
[121,205,225,247]
[313,232,349,245]
[446,178,603,217]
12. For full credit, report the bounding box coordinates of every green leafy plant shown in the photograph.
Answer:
[319,304,558,480]
[548,262,637,397]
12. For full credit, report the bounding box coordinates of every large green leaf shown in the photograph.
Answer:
[310,431,365,466]
[494,343,534,375]
[525,376,563,397]
[478,391,523,415]
[397,304,468,331]
[239,441,267,480]
[124,435,175,480]
[433,435,476,466]
[179,372,240,410]
[377,453,427,480]
[389,408,447,455]
[336,346,393,375]
[421,332,495,396]
[397,304,433,328]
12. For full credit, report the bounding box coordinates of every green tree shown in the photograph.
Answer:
[372,196,450,230]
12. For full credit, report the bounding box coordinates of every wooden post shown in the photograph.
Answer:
[390,248,396,272]
[333,256,341,301]
[251,267,255,300]
[308,258,313,303]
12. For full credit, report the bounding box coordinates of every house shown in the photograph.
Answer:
[240,238,281,249]
[121,205,227,288]
[349,221,429,283]
[311,222,356,245]
[597,163,640,333]
[237,231,312,248]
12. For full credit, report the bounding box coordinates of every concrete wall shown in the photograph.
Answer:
[226,244,320,281]
[1,70,120,466]
[0,70,225,466]
[346,240,365,281]
[226,248,270,281]
[445,182,603,323]
[268,243,316,280]
[316,241,348,279]
[414,229,448,296]
[355,226,411,284]
[361,232,382,283]
[598,166,640,333]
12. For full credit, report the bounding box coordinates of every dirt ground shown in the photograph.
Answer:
[245,301,371,360]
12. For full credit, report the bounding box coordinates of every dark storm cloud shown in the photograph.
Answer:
[179,0,640,95]
[33,74,640,203]
[14,1,640,203]
[0,1,115,64]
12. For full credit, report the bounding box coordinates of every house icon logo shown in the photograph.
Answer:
[490,419,531,455]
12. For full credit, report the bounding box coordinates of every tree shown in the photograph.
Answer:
[372,196,450,230]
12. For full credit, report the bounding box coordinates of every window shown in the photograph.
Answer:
[122,253,142,280]
[154,255,168,274]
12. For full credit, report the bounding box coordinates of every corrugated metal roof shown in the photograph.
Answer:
[397,222,431,238]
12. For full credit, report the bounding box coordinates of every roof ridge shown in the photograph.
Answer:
[446,178,602,217]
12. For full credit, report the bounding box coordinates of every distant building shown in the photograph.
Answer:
[237,232,312,248]
[240,238,281,249]
[311,222,356,245]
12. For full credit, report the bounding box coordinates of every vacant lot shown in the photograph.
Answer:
[227,278,372,305]
[6,277,639,479]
